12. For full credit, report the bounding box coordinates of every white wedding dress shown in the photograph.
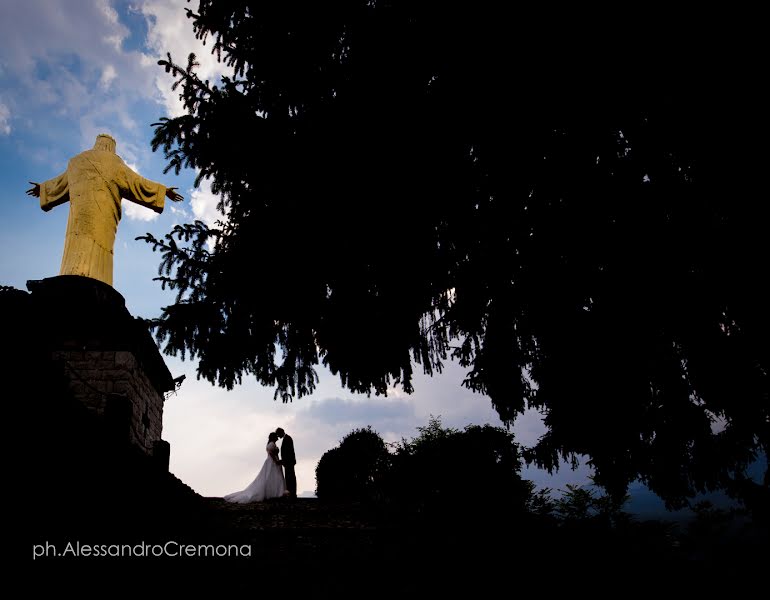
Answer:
[224,441,287,503]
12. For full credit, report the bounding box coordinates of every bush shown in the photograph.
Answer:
[316,416,532,530]
[315,426,391,501]
[386,417,530,522]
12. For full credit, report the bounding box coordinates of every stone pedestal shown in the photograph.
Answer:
[24,275,175,465]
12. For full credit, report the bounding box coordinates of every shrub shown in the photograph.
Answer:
[315,426,391,501]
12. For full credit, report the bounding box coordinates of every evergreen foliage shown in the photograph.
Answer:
[142,2,768,506]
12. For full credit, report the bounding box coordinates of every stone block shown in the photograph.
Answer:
[85,351,103,362]
[111,368,133,381]
[112,380,134,395]
[115,351,135,368]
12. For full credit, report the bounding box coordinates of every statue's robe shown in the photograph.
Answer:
[39,148,167,286]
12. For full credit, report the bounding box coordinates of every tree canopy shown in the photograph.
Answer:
[143,2,767,506]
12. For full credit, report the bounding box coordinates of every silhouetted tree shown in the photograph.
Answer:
[315,426,391,501]
[674,500,768,577]
[553,484,632,529]
[142,2,768,506]
[386,417,530,522]
[315,417,528,526]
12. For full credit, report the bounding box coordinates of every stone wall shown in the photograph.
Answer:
[52,349,165,454]
[15,275,176,465]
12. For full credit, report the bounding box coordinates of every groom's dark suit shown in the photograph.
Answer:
[280,434,297,499]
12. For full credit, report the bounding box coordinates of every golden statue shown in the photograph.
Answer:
[26,134,184,287]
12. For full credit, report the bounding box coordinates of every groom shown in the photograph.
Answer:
[276,428,296,499]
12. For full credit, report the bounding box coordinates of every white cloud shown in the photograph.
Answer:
[99,64,117,90]
[0,1,229,181]
[300,396,417,429]
[139,0,233,117]
[123,199,161,222]
[0,1,137,88]
[122,161,160,221]
[168,203,193,220]
[190,178,225,227]
[0,102,10,135]
[97,0,126,51]
[98,0,120,26]
[0,0,164,172]
[0,0,225,172]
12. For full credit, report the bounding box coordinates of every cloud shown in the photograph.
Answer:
[0,102,9,135]
[0,1,145,101]
[190,178,224,227]
[301,396,416,429]
[189,178,228,251]
[1,2,124,73]
[121,161,160,221]
[123,200,160,222]
[0,0,230,203]
[0,0,166,175]
[98,0,121,26]
[168,203,193,220]
[97,0,126,50]
[0,0,229,177]
[139,0,232,117]
[99,64,117,91]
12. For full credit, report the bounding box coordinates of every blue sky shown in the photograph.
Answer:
[0,0,596,499]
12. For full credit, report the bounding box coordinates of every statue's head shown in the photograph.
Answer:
[93,133,117,153]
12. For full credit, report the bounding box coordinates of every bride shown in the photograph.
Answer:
[224,432,288,503]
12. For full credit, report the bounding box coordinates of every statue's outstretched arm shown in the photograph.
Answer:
[165,187,184,202]
[29,172,69,211]
[26,181,41,197]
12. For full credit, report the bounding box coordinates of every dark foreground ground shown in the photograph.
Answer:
[25,496,506,594]
[22,493,768,596]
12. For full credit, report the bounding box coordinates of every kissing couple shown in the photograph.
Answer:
[224,428,297,503]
